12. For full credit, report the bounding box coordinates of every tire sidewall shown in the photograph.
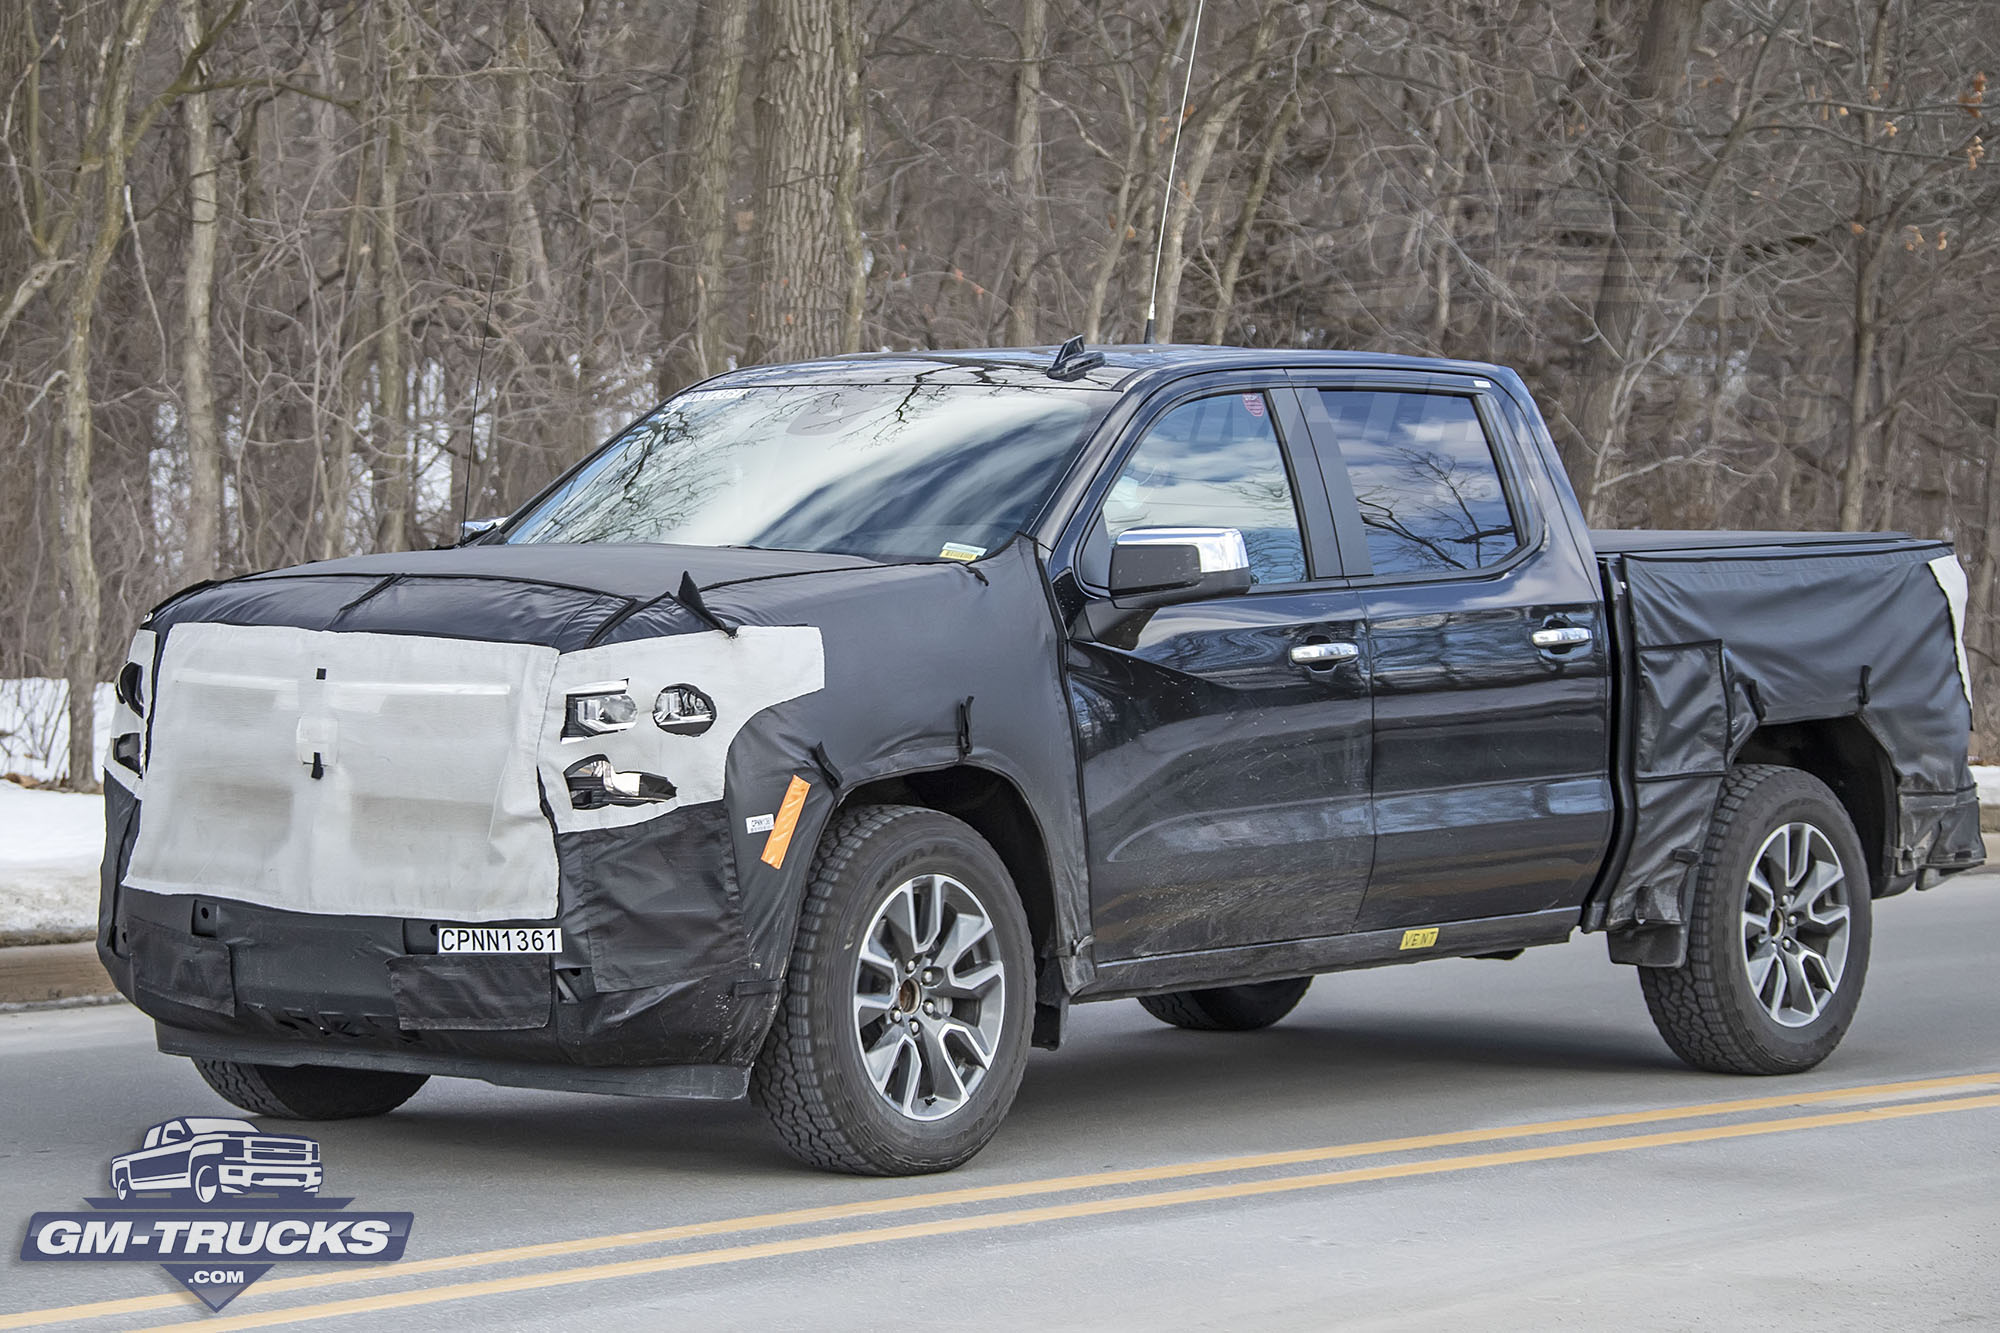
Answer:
[1699,774,1874,1069]
[805,813,1034,1171]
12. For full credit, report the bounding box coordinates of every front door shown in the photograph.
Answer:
[1064,383,1374,960]
[1296,377,1613,932]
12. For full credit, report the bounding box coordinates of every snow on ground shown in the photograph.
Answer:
[0,679,114,785]
[1975,765,2000,807]
[0,781,104,938]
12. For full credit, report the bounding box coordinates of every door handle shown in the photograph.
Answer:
[1531,626,1592,650]
[1290,642,1360,666]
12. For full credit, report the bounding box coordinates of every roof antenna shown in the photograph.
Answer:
[456,267,500,544]
[1141,0,1206,345]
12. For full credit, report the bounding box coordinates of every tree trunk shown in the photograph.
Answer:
[750,0,852,362]
[1003,0,1048,346]
[1570,0,1705,521]
[370,1,410,554]
[659,0,749,396]
[58,0,171,788]
[177,0,221,582]
[1836,0,1894,533]
[1209,90,1295,345]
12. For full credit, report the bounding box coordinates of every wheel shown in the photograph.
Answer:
[1138,977,1313,1031]
[1640,765,1873,1075]
[194,1059,429,1119]
[752,805,1035,1175]
[111,1168,131,1201]
[191,1163,220,1204]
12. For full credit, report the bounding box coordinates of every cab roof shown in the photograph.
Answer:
[706,344,1519,395]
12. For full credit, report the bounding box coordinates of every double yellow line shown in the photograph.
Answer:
[6,1071,1997,1331]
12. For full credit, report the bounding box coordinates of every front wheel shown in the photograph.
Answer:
[753,805,1034,1175]
[191,1163,220,1205]
[1640,765,1872,1074]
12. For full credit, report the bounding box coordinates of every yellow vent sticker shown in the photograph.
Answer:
[760,776,812,869]
[1400,927,1440,951]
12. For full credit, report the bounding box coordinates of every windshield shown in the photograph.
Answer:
[505,382,1114,562]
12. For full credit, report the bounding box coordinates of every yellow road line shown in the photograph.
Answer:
[4,1068,1996,1331]
[120,1091,2000,1332]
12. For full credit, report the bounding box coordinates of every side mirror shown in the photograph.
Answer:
[1109,526,1253,608]
[458,517,502,546]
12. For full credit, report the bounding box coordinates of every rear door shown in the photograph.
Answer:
[1062,377,1374,960]
[1292,373,1613,931]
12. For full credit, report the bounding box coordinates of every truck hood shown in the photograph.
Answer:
[151,542,888,650]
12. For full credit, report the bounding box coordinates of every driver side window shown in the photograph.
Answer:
[1094,392,1307,586]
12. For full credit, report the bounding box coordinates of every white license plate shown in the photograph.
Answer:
[436,927,563,954]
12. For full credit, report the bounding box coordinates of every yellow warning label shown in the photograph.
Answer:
[760,775,812,869]
[1399,927,1440,950]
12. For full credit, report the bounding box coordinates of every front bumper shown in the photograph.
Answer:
[100,782,783,1084]
[219,1162,324,1191]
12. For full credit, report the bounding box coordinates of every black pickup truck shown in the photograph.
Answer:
[98,345,1983,1174]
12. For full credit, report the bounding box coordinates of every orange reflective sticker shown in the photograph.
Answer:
[760,775,812,869]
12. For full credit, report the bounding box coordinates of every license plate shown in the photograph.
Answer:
[436,927,563,954]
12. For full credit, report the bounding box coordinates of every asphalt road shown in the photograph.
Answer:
[4,876,1998,1332]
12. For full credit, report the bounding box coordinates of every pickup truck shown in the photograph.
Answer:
[97,344,1983,1175]
[109,1117,322,1203]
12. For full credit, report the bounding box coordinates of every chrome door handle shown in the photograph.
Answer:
[1532,626,1592,650]
[1290,642,1360,666]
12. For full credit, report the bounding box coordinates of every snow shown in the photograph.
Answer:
[0,781,105,939]
[1974,765,2000,808]
[0,679,115,785]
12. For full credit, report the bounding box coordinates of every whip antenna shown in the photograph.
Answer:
[1142,0,1206,344]
[457,268,500,543]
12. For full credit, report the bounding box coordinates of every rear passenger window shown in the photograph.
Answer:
[1098,392,1307,585]
[1318,391,1520,576]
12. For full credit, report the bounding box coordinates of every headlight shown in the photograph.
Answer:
[564,683,637,738]
[652,684,716,736]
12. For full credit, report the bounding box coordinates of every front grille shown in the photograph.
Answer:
[125,623,562,922]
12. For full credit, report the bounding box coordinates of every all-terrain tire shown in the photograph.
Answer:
[752,804,1035,1175]
[1138,977,1313,1031]
[1639,764,1873,1075]
[194,1059,429,1119]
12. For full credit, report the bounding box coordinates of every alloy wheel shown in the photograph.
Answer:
[1741,821,1852,1028]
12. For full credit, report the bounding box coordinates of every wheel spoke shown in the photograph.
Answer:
[1780,947,1822,1022]
[851,870,1009,1123]
[1745,943,1778,998]
[1741,821,1851,1029]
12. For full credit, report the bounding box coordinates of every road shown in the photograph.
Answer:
[4,876,1998,1332]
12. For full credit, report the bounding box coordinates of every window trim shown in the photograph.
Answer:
[1288,373,1545,588]
[1066,375,1345,598]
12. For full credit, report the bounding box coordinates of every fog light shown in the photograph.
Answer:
[564,756,677,809]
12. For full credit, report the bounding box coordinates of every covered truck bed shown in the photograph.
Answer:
[1589,530,1983,965]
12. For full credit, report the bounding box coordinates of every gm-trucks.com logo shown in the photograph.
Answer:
[19,1116,412,1311]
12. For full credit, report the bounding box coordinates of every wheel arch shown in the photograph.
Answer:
[830,765,1069,1047]
[1734,718,1897,896]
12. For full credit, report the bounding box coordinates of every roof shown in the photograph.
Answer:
[704,344,1519,394]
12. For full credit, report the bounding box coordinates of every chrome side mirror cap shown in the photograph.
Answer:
[1108,526,1253,608]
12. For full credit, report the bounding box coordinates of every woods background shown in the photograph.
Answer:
[2,0,1996,787]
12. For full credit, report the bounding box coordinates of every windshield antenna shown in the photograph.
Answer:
[457,267,500,544]
[1142,0,1206,345]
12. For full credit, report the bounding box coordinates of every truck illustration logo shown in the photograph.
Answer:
[20,1116,411,1312]
[110,1117,323,1204]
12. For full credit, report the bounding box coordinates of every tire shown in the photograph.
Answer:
[111,1168,131,1201]
[1640,765,1873,1075]
[752,805,1035,1175]
[194,1059,429,1119]
[191,1163,220,1205]
[1138,977,1313,1031]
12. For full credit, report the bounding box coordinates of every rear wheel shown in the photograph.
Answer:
[194,1059,429,1119]
[753,805,1034,1175]
[1139,977,1313,1032]
[1640,765,1872,1074]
